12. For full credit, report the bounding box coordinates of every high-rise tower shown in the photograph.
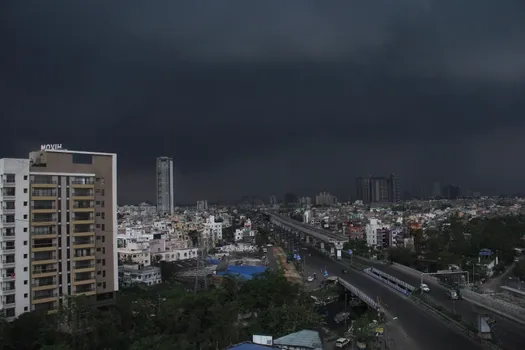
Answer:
[156,157,174,216]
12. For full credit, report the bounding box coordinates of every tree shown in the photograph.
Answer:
[513,260,525,279]
[387,247,414,266]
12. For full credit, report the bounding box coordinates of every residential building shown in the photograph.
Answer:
[356,174,400,204]
[28,148,118,313]
[196,200,208,211]
[365,218,390,247]
[1,159,31,320]
[156,157,174,216]
[203,215,222,243]
[269,195,278,206]
[118,263,161,287]
[315,192,337,206]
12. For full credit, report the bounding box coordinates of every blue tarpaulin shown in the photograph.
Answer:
[217,265,267,280]
[207,258,221,265]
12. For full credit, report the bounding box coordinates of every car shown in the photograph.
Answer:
[445,289,459,300]
[341,269,348,274]
[307,276,315,282]
[420,283,430,293]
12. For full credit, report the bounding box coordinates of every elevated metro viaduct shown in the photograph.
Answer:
[268,212,348,259]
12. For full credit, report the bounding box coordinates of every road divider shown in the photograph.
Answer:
[363,267,415,296]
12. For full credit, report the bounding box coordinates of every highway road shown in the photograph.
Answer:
[285,240,483,350]
[353,256,525,350]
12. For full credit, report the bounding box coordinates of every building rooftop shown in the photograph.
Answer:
[226,342,277,350]
[274,329,322,350]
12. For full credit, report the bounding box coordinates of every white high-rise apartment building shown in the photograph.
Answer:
[156,157,174,216]
[1,159,30,320]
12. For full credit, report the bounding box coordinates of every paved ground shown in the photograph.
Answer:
[289,242,483,350]
[354,256,525,350]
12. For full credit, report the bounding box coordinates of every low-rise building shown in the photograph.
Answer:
[118,264,161,287]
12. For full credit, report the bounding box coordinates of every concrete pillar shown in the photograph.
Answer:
[306,235,310,244]
[320,242,325,250]
[330,247,335,255]
[336,249,342,260]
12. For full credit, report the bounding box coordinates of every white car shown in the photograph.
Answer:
[420,283,430,293]
[307,276,315,282]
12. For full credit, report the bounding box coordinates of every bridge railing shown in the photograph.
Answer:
[369,268,416,292]
[363,268,413,296]
[271,215,347,242]
[337,277,380,310]
[461,289,525,325]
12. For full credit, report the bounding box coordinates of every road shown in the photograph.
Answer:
[293,242,483,350]
[353,256,525,350]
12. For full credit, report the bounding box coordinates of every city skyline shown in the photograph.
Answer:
[2,1,525,203]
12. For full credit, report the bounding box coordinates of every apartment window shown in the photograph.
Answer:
[23,254,27,259]
[101,236,105,243]
[72,153,93,164]
[96,224,100,229]
[101,189,105,196]
[23,214,28,219]
[102,247,105,254]
[96,212,100,217]
[101,212,105,219]
[24,280,28,285]
[101,224,105,231]
[23,201,27,206]
[97,271,101,275]
[102,270,106,277]
[100,201,105,208]
[23,241,27,245]
[23,228,27,232]
[97,282,102,287]
[96,236,101,240]
[102,282,106,289]
[5,174,15,183]
[24,307,28,311]
[102,259,106,266]
[4,201,15,210]
[24,267,27,271]
[24,293,28,298]
[23,188,27,193]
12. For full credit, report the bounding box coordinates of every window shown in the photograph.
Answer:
[102,270,106,277]
[96,212,100,217]
[101,189,105,196]
[101,224,105,231]
[24,267,27,271]
[24,306,28,311]
[23,201,27,206]
[101,213,105,219]
[23,175,28,180]
[102,282,106,289]
[23,214,28,219]
[23,241,27,245]
[72,153,93,164]
[23,228,27,232]
[100,201,105,208]
[23,188,28,193]
[24,280,28,285]
[24,254,27,258]
[24,293,28,298]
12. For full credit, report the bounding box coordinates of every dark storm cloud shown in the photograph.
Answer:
[1,1,525,203]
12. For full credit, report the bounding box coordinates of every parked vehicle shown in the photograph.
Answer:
[420,283,430,293]
[335,337,351,349]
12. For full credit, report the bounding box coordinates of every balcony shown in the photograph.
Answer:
[72,236,95,249]
[33,300,58,312]
[32,251,57,265]
[2,295,16,307]
[1,243,15,252]
[32,200,56,214]
[71,177,95,188]
[74,284,96,296]
[1,257,16,269]
[32,265,58,278]
[72,200,95,212]
[31,226,57,240]
[0,286,16,296]
[73,248,95,261]
[73,271,96,286]
[0,203,16,215]
[31,175,57,188]
[71,212,94,225]
[1,217,15,227]
[1,188,16,199]
[73,261,95,273]
[73,224,95,237]
[0,273,15,282]
[31,213,57,227]
[32,277,57,291]
[32,290,58,305]
[1,175,16,187]
[32,239,57,253]
[31,189,57,201]
[71,188,94,200]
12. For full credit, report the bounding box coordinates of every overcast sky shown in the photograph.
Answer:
[2,1,525,203]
